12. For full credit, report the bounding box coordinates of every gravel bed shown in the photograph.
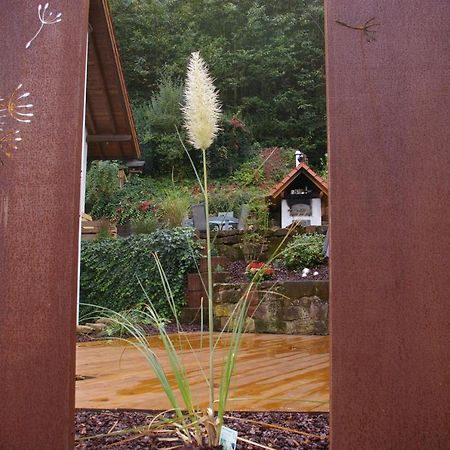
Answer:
[75,409,329,449]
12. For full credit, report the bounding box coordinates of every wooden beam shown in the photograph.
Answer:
[87,134,132,142]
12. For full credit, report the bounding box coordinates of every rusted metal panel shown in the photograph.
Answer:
[326,1,450,448]
[0,1,89,449]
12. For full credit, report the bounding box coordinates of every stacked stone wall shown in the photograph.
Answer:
[214,281,329,335]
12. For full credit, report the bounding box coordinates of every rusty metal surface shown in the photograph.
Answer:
[0,1,89,449]
[326,1,450,449]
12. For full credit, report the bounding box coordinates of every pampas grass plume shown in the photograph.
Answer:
[183,52,221,151]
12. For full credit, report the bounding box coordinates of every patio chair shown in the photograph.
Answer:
[192,203,207,232]
[238,204,250,230]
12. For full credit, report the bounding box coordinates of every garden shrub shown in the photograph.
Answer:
[261,147,299,182]
[85,161,120,211]
[207,116,260,178]
[231,155,266,187]
[131,214,159,234]
[133,76,187,175]
[247,197,269,231]
[281,233,325,270]
[80,228,201,320]
[89,176,163,224]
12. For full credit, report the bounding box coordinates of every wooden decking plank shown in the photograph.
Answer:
[76,333,329,412]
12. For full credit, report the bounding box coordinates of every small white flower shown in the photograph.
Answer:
[301,273,308,278]
[302,268,311,274]
[182,52,221,151]
[313,271,319,276]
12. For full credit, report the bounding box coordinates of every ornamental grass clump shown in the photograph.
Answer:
[84,53,306,449]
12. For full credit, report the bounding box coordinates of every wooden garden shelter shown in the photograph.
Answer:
[267,162,329,228]
[85,0,140,161]
[79,0,141,214]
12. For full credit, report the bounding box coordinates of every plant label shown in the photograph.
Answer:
[219,426,238,450]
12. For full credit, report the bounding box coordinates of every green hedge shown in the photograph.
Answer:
[80,228,200,320]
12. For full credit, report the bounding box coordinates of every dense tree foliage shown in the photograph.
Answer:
[110,0,325,169]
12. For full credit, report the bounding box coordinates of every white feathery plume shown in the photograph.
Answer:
[182,52,221,151]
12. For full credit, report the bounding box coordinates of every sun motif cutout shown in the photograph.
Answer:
[0,84,34,164]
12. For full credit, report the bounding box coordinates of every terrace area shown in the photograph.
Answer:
[76,333,329,412]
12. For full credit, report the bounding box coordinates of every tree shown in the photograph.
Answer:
[133,76,186,174]
[110,0,326,169]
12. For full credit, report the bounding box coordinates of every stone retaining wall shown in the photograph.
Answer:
[214,281,329,335]
[197,226,328,261]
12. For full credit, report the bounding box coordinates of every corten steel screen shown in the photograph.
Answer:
[326,1,450,449]
[0,1,89,449]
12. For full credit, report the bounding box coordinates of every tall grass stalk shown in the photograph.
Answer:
[182,51,221,427]
[202,147,215,415]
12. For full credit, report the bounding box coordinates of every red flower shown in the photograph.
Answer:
[245,261,274,281]
[138,201,150,212]
[230,117,245,129]
[248,261,264,270]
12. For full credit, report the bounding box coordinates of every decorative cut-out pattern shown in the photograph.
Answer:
[0,128,22,165]
[0,84,34,123]
[26,3,62,49]
[0,84,33,164]
[336,17,380,42]
[1,2,63,166]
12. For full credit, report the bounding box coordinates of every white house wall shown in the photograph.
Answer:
[281,198,322,227]
[79,126,88,215]
[77,32,89,325]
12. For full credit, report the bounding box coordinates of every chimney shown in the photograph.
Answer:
[295,150,304,167]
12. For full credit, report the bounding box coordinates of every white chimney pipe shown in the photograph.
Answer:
[295,150,303,167]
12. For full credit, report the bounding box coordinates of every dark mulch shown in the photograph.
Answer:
[75,409,329,449]
[226,261,329,284]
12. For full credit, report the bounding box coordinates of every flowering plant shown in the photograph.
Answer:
[245,261,274,282]
[138,200,151,212]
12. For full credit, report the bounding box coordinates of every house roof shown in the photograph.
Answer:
[268,162,329,201]
[86,0,141,160]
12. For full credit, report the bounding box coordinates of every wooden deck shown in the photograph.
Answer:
[76,333,329,412]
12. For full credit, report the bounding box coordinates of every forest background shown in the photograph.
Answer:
[87,0,326,224]
[110,0,325,173]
